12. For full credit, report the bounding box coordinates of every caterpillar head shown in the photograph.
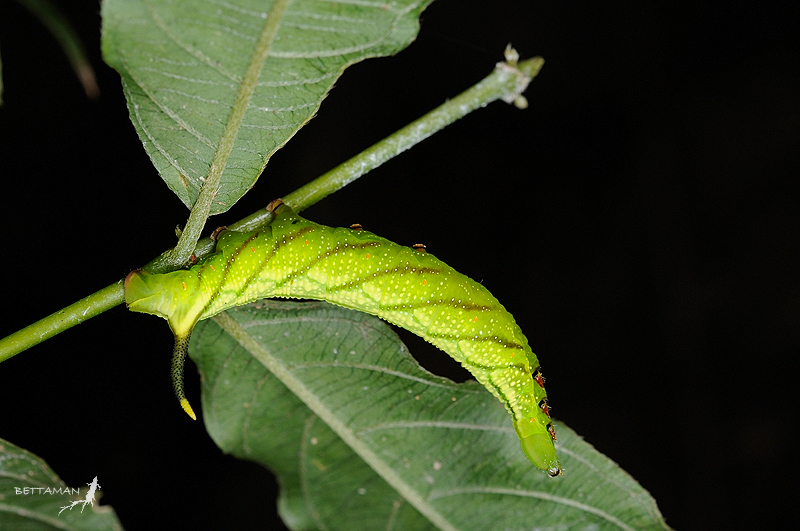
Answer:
[124,270,202,338]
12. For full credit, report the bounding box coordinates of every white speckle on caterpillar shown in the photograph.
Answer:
[124,201,560,476]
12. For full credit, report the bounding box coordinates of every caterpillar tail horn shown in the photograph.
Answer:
[172,333,196,420]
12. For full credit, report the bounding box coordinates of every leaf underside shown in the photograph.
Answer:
[101,0,432,215]
[191,301,671,531]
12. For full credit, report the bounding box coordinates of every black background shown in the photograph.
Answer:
[1,1,798,529]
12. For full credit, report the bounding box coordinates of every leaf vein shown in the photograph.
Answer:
[144,0,241,82]
[357,421,514,435]
[427,487,637,531]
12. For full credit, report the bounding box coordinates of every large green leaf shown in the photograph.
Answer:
[0,438,123,530]
[101,0,432,214]
[191,301,671,530]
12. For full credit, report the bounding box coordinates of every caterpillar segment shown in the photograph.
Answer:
[125,199,561,476]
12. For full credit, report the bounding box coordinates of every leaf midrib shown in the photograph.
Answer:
[213,311,461,531]
[163,0,291,265]
[196,0,289,213]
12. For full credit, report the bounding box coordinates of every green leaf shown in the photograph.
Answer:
[101,0,433,215]
[0,438,123,530]
[191,301,672,531]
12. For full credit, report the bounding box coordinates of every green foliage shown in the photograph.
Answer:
[0,1,674,529]
[101,0,434,215]
[192,301,670,531]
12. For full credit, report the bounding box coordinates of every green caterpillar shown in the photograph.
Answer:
[125,200,561,476]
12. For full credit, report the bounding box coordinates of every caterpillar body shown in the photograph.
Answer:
[125,200,561,476]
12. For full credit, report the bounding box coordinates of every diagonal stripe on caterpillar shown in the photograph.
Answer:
[124,199,562,476]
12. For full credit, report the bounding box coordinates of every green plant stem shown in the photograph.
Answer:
[0,53,543,364]
[15,0,99,98]
[0,282,124,362]
[282,55,544,211]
